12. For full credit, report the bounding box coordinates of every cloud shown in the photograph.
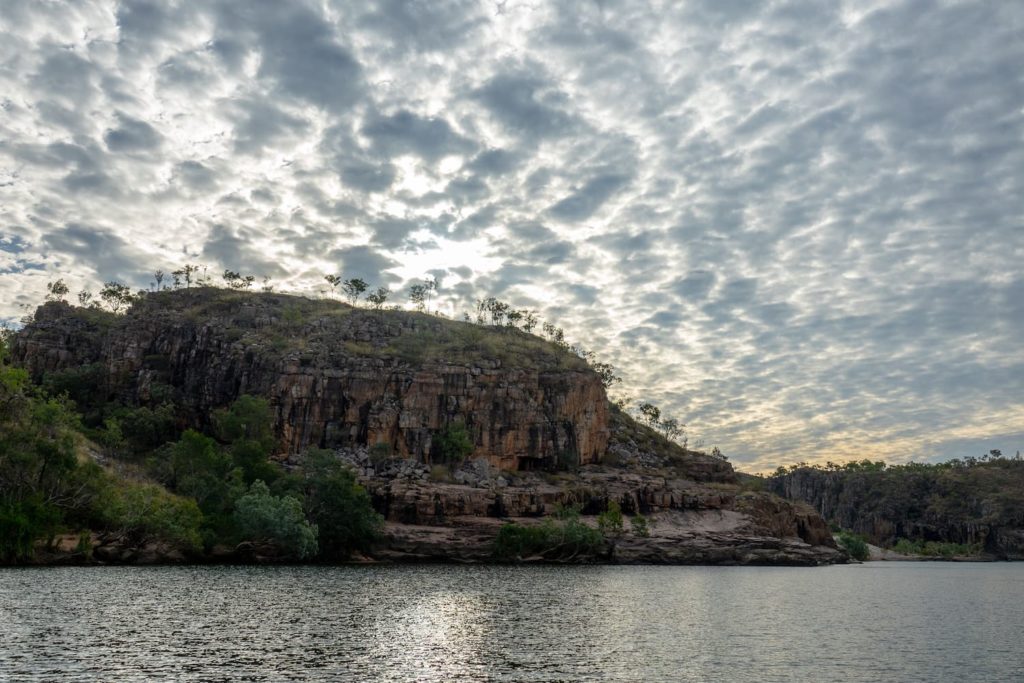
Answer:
[362,109,475,162]
[547,172,631,222]
[104,113,163,153]
[1,0,1021,469]
[472,71,577,140]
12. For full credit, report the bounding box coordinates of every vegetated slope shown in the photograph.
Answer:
[768,459,1024,559]
[6,288,844,566]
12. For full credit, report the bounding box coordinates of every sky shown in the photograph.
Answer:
[1,0,1022,471]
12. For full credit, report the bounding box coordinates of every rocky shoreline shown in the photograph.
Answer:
[21,449,846,568]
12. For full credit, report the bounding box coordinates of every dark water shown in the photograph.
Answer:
[1,563,1022,682]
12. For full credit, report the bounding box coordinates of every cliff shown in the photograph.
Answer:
[769,463,1024,560]
[14,289,607,471]
[11,289,843,566]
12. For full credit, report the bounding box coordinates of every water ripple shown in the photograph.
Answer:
[1,563,1023,681]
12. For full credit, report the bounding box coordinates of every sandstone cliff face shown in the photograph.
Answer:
[14,291,608,471]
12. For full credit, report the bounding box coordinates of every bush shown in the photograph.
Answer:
[233,480,318,559]
[631,514,652,538]
[597,500,624,537]
[493,506,604,561]
[0,498,61,562]
[368,442,394,468]
[301,450,383,560]
[99,481,203,552]
[434,421,474,466]
[891,538,979,558]
[837,531,870,561]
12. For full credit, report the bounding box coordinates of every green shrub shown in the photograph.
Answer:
[368,442,394,466]
[597,500,624,537]
[837,531,870,561]
[631,514,652,538]
[99,482,203,552]
[434,421,474,466]
[891,538,980,557]
[233,480,318,559]
[302,450,383,560]
[493,507,604,561]
[0,498,61,562]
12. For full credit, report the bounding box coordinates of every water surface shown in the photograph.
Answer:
[1,563,1022,681]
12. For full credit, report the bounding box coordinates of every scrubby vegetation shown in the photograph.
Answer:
[836,531,869,561]
[493,504,605,561]
[890,539,981,558]
[0,328,382,564]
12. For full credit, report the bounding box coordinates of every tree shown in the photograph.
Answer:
[213,395,278,486]
[172,264,198,289]
[169,429,232,510]
[77,290,94,307]
[424,277,437,312]
[521,310,539,334]
[542,321,565,345]
[638,402,660,428]
[366,286,390,310]
[597,500,624,538]
[324,274,341,297]
[302,449,383,559]
[341,278,368,305]
[222,270,254,290]
[233,480,318,559]
[409,284,427,311]
[592,362,621,389]
[434,421,474,466]
[45,279,69,303]
[99,281,135,313]
[154,270,165,290]
[660,417,683,442]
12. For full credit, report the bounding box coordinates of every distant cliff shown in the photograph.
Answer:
[768,461,1024,560]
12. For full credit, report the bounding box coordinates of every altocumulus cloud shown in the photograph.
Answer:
[1,0,1022,469]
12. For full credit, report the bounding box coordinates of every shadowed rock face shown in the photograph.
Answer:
[13,290,609,471]
[769,466,1024,560]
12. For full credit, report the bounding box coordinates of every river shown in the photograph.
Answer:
[1,563,1021,681]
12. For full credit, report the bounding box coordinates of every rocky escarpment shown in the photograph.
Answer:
[12,288,844,566]
[769,465,1024,560]
[13,290,607,471]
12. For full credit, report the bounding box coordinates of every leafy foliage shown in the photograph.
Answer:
[98,481,203,552]
[597,500,624,537]
[301,449,383,560]
[493,506,605,562]
[836,531,869,561]
[434,421,474,465]
[891,538,981,558]
[233,480,318,559]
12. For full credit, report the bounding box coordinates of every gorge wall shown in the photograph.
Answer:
[769,466,1024,560]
